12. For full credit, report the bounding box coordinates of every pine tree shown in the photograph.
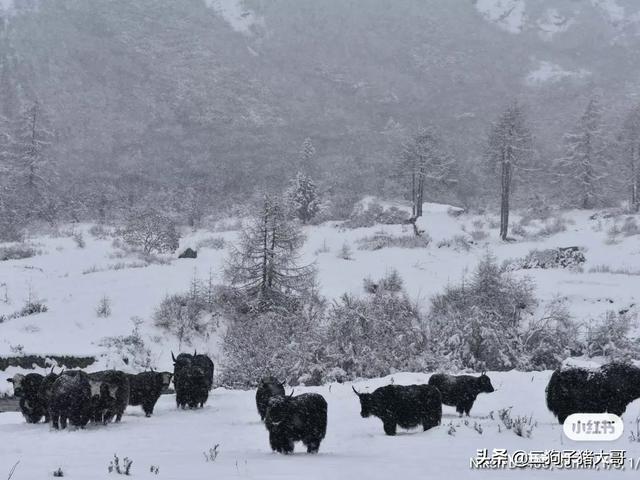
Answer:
[485,101,533,240]
[13,101,55,220]
[619,104,640,212]
[400,126,453,219]
[225,194,315,308]
[300,137,316,172]
[285,171,321,224]
[556,98,608,209]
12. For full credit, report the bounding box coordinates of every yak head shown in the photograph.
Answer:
[266,390,294,426]
[6,374,26,396]
[477,373,495,393]
[352,386,373,418]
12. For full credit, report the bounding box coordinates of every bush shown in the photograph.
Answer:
[356,232,431,250]
[585,310,640,360]
[118,209,180,254]
[153,276,218,346]
[621,217,640,237]
[504,247,585,271]
[428,253,538,370]
[343,201,409,228]
[99,317,152,370]
[337,242,353,260]
[195,236,225,250]
[436,235,472,252]
[324,277,428,379]
[96,295,112,318]
[88,224,112,239]
[363,270,404,294]
[0,244,38,261]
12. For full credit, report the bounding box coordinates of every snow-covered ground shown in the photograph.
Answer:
[2,201,640,477]
[3,372,640,479]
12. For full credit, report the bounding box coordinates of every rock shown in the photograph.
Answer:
[178,248,197,259]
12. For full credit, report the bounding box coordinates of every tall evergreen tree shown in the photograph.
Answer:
[225,194,315,307]
[299,137,316,173]
[285,171,321,224]
[485,101,533,240]
[619,104,640,212]
[13,101,55,220]
[556,98,608,209]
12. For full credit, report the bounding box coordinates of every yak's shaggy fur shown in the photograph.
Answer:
[128,371,173,417]
[256,376,286,421]
[546,362,640,424]
[172,352,212,408]
[265,393,327,454]
[49,371,93,429]
[353,384,442,436]
[88,370,131,423]
[7,373,46,423]
[428,373,495,416]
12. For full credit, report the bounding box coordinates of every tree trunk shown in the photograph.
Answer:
[500,161,511,241]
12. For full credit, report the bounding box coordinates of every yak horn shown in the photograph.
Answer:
[352,386,361,396]
[171,351,176,362]
[289,389,295,397]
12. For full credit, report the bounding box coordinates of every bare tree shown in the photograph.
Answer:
[400,127,453,219]
[485,101,533,240]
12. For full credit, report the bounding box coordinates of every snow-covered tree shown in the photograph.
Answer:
[299,137,316,171]
[400,126,453,219]
[619,104,640,212]
[224,194,315,307]
[556,98,609,209]
[485,101,533,240]
[13,101,55,220]
[285,171,321,224]
[119,208,180,254]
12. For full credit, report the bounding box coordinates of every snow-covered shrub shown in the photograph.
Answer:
[470,229,488,242]
[108,454,133,475]
[99,317,152,370]
[0,244,38,261]
[343,201,409,228]
[153,277,219,347]
[96,295,112,318]
[503,247,585,271]
[362,270,404,294]
[118,209,180,254]
[356,232,430,250]
[499,407,536,438]
[195,236,225,250]
[589,264,640,275]
[88,224,111,239]
[221,303,324,387]
[585,310,640,361]
[337,242,353,260]
[521,297,582,370]
[621,217,640,236]
[53,467,64,477]
[72,231,85,248]
[428,253,536,371]
[324,280,428,379]
[436,235,472,252]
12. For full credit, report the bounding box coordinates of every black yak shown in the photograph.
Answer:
[193,353,214,390]
[265,392,327,454]
[37,368,63,423]
[353,384,441,436]
[6,373,46,423]
[546,363,640,424]
[49,371,93,429]
[428,372,495,416]
[172,352,211,408]
[128,371,173,417]
[256,376,286,421]
[88,370,130,423]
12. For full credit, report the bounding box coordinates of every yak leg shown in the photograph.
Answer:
[383,420,397,436]
[304,438,321,454]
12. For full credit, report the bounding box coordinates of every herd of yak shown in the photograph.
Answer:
[5,356,640,454]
